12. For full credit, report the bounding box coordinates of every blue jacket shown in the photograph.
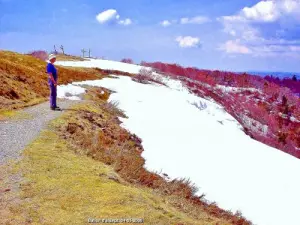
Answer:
[46,63,57,84]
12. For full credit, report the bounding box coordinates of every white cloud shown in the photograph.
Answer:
[176,36,200,48]
[96,9,120,24]
[160,20,172,27]
[219,39,300,57]
[160,16,210,27]
[220,16,263,42]
[219,40,252,54]
[218,0,300,58]
[242,0,279,22]
[96,9,132,25]
[118,18,132,26]
[180,16,210,24]
[250,44,300,57]
[281,0,300,14]
[290,45,300,51]
[229,30,237,36]
[221,15,244,22]
[222,0,300,23]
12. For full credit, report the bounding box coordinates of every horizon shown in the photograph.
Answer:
[6,49,300,77]
[1,0,300,72]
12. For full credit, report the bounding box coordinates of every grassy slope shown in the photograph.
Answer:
[0,51,102,111]
[3,131,215,225]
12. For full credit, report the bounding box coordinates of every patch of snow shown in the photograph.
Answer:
[57,84,86,100]
[279,113,300,123]
[290,116,300,122]
[56,59,150,74]
[190,100,208,111]
[241,115,268,135]
[70,75,300,225]
[216,85,261,94]
[55,59,300,225]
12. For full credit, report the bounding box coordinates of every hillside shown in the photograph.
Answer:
[0,51,101,111]
[55,57,300,225]
[2,101,245,225]
[0,51,250,225]
[141,62,300,158]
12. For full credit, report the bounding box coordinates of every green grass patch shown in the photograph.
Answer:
[0,110,33,121]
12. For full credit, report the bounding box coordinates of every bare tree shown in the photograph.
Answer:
[88,48,91,58]
[60,45,65,55]
[81,49,86,58]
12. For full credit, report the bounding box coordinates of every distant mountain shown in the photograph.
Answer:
[245,71,300,79]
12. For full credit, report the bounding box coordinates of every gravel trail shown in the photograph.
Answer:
[0,99,77,165]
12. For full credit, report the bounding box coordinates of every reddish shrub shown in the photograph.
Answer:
[143,61,300,158]
[121,58,134,64]
[27,50,48,61]
[265,75,300,96]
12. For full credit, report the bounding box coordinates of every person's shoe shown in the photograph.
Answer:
[50,106,61,111]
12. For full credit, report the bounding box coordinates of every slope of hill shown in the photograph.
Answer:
[140,62,300,158]
[0,51,101,111]
[2,101,243,225]
[55,58,300,225]
[0,51,250,225]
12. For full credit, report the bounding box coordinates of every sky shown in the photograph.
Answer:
[1,0,300,72]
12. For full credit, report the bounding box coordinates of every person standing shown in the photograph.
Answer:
[46,54,60,110]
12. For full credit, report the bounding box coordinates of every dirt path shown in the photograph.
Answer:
[0,99,78,165]
[0,99,80,224]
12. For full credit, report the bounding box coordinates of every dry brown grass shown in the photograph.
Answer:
[0,51,103,111]
[55,53,86,61]
[52,88,251,225]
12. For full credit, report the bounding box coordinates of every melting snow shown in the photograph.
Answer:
[56,59,300,225]
[57,84,86,100]
[56,58,146,74]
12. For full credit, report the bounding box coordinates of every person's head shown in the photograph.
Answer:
[48,54,56,63]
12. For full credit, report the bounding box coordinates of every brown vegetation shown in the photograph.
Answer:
[55,53,86,61]
[0,51,103,111]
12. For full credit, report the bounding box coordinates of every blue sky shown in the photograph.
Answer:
[1,0,300,72]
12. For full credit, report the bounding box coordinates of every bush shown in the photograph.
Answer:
[133,68,165,86]
[103,100,125,117]
[27,50,48,61]
[121,58,134,64]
